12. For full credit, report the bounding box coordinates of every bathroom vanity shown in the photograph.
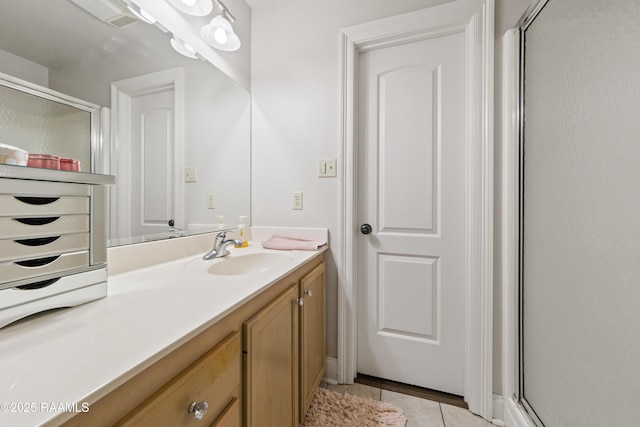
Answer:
[0,233,326,427]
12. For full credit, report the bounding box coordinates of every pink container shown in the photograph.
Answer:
[60,157,81,172]
[27,154,60,170]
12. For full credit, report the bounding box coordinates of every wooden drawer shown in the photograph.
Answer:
[117,332,241,427]
[0,215,90,239]
[211,398,240,427]
[0,195,89,216]
[0,251,89,285]
[0,268,107,310]
[0,233,89,263]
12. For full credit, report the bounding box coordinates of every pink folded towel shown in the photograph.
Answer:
[261,234,327,251]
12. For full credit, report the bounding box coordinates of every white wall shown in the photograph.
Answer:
[0,48,48,87]
[251,0,532,396]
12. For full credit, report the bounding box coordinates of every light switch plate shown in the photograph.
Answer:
[292,191,303,210]
[319,158,337,177]
[185,167,197,182]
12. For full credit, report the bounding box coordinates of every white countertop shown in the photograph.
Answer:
[0,239,326,427]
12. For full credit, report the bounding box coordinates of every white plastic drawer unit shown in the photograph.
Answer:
[0,170,113,328]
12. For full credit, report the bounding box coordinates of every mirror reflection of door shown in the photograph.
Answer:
[130,88,175,237]
[111,69,184,242]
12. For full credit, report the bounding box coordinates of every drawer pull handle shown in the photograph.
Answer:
[15,236,61,247]
[14,196,60,205]
[16,278,61,290]
[14,217,60,226]
[304,289,313,297]
[15,256,60,268]
[188,400,208,420]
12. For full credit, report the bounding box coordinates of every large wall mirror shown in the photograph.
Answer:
[0,0,251,247]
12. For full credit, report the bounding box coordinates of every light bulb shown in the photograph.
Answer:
[214,27,228,44]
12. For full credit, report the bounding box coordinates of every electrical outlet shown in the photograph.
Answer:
[292,191,303,210]
[207,193,215,209]
[319,158,337,177]
[185,167,197,182]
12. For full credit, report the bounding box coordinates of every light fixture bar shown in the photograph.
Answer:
[213,0,235,23]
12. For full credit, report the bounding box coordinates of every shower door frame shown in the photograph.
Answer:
[516,1,551,426]
[501,1,551,426]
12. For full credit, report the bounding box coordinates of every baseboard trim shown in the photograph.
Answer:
[504,397,537,427]
[322,356,338,385]
[492,394,505,426]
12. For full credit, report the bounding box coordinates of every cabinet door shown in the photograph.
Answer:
[299,262,326,418]
[244,283,299,427]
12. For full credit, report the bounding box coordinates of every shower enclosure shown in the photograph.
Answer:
[514,0,640,426]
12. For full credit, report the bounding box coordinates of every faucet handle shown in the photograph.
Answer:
[214,231,227,247]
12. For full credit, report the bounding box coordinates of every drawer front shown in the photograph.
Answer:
[0,233,90,263]
[0,177,92,197]
[0,251,89,285]
[117,332,241,427]
[0,195,89,216]
[0,215,90,240]
[210,398,240,427]
[0,281,106,330]
[0,268,107,310]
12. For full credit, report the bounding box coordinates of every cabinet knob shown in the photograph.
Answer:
[188,400,208,420]
[297,298,305,306]
[304,289,313,297]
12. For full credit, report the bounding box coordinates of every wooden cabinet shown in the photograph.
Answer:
[62,255,325,427]
[116,332,241,427]
[243,283,300,427]
[243,262,327,426]
[299,263,326,419]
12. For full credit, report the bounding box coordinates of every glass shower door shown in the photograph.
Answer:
[519,0,640,426]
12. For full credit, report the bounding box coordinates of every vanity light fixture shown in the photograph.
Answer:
[167,0,213,16]
[201,14,241,51]
[170,35,199,59]
[166,0,242,53]
[199,0,240,52]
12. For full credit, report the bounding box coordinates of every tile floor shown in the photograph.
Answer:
[320,383,495,427]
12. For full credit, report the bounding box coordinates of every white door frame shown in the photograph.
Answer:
[338,0,494,419]
[110,68,185,240]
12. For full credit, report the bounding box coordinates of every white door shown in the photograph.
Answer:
[357,31,466,395]
[130,89,175,237]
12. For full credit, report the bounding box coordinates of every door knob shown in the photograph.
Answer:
[360,224,372,235]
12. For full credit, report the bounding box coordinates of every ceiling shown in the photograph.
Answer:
[244,0,291,9]
[0,0,166,69]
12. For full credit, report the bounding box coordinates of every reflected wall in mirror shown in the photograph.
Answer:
[0,0,251,247]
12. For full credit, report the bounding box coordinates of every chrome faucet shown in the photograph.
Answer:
[203,231,242,260]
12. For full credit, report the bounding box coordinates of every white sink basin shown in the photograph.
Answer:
[184,252,292,276]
